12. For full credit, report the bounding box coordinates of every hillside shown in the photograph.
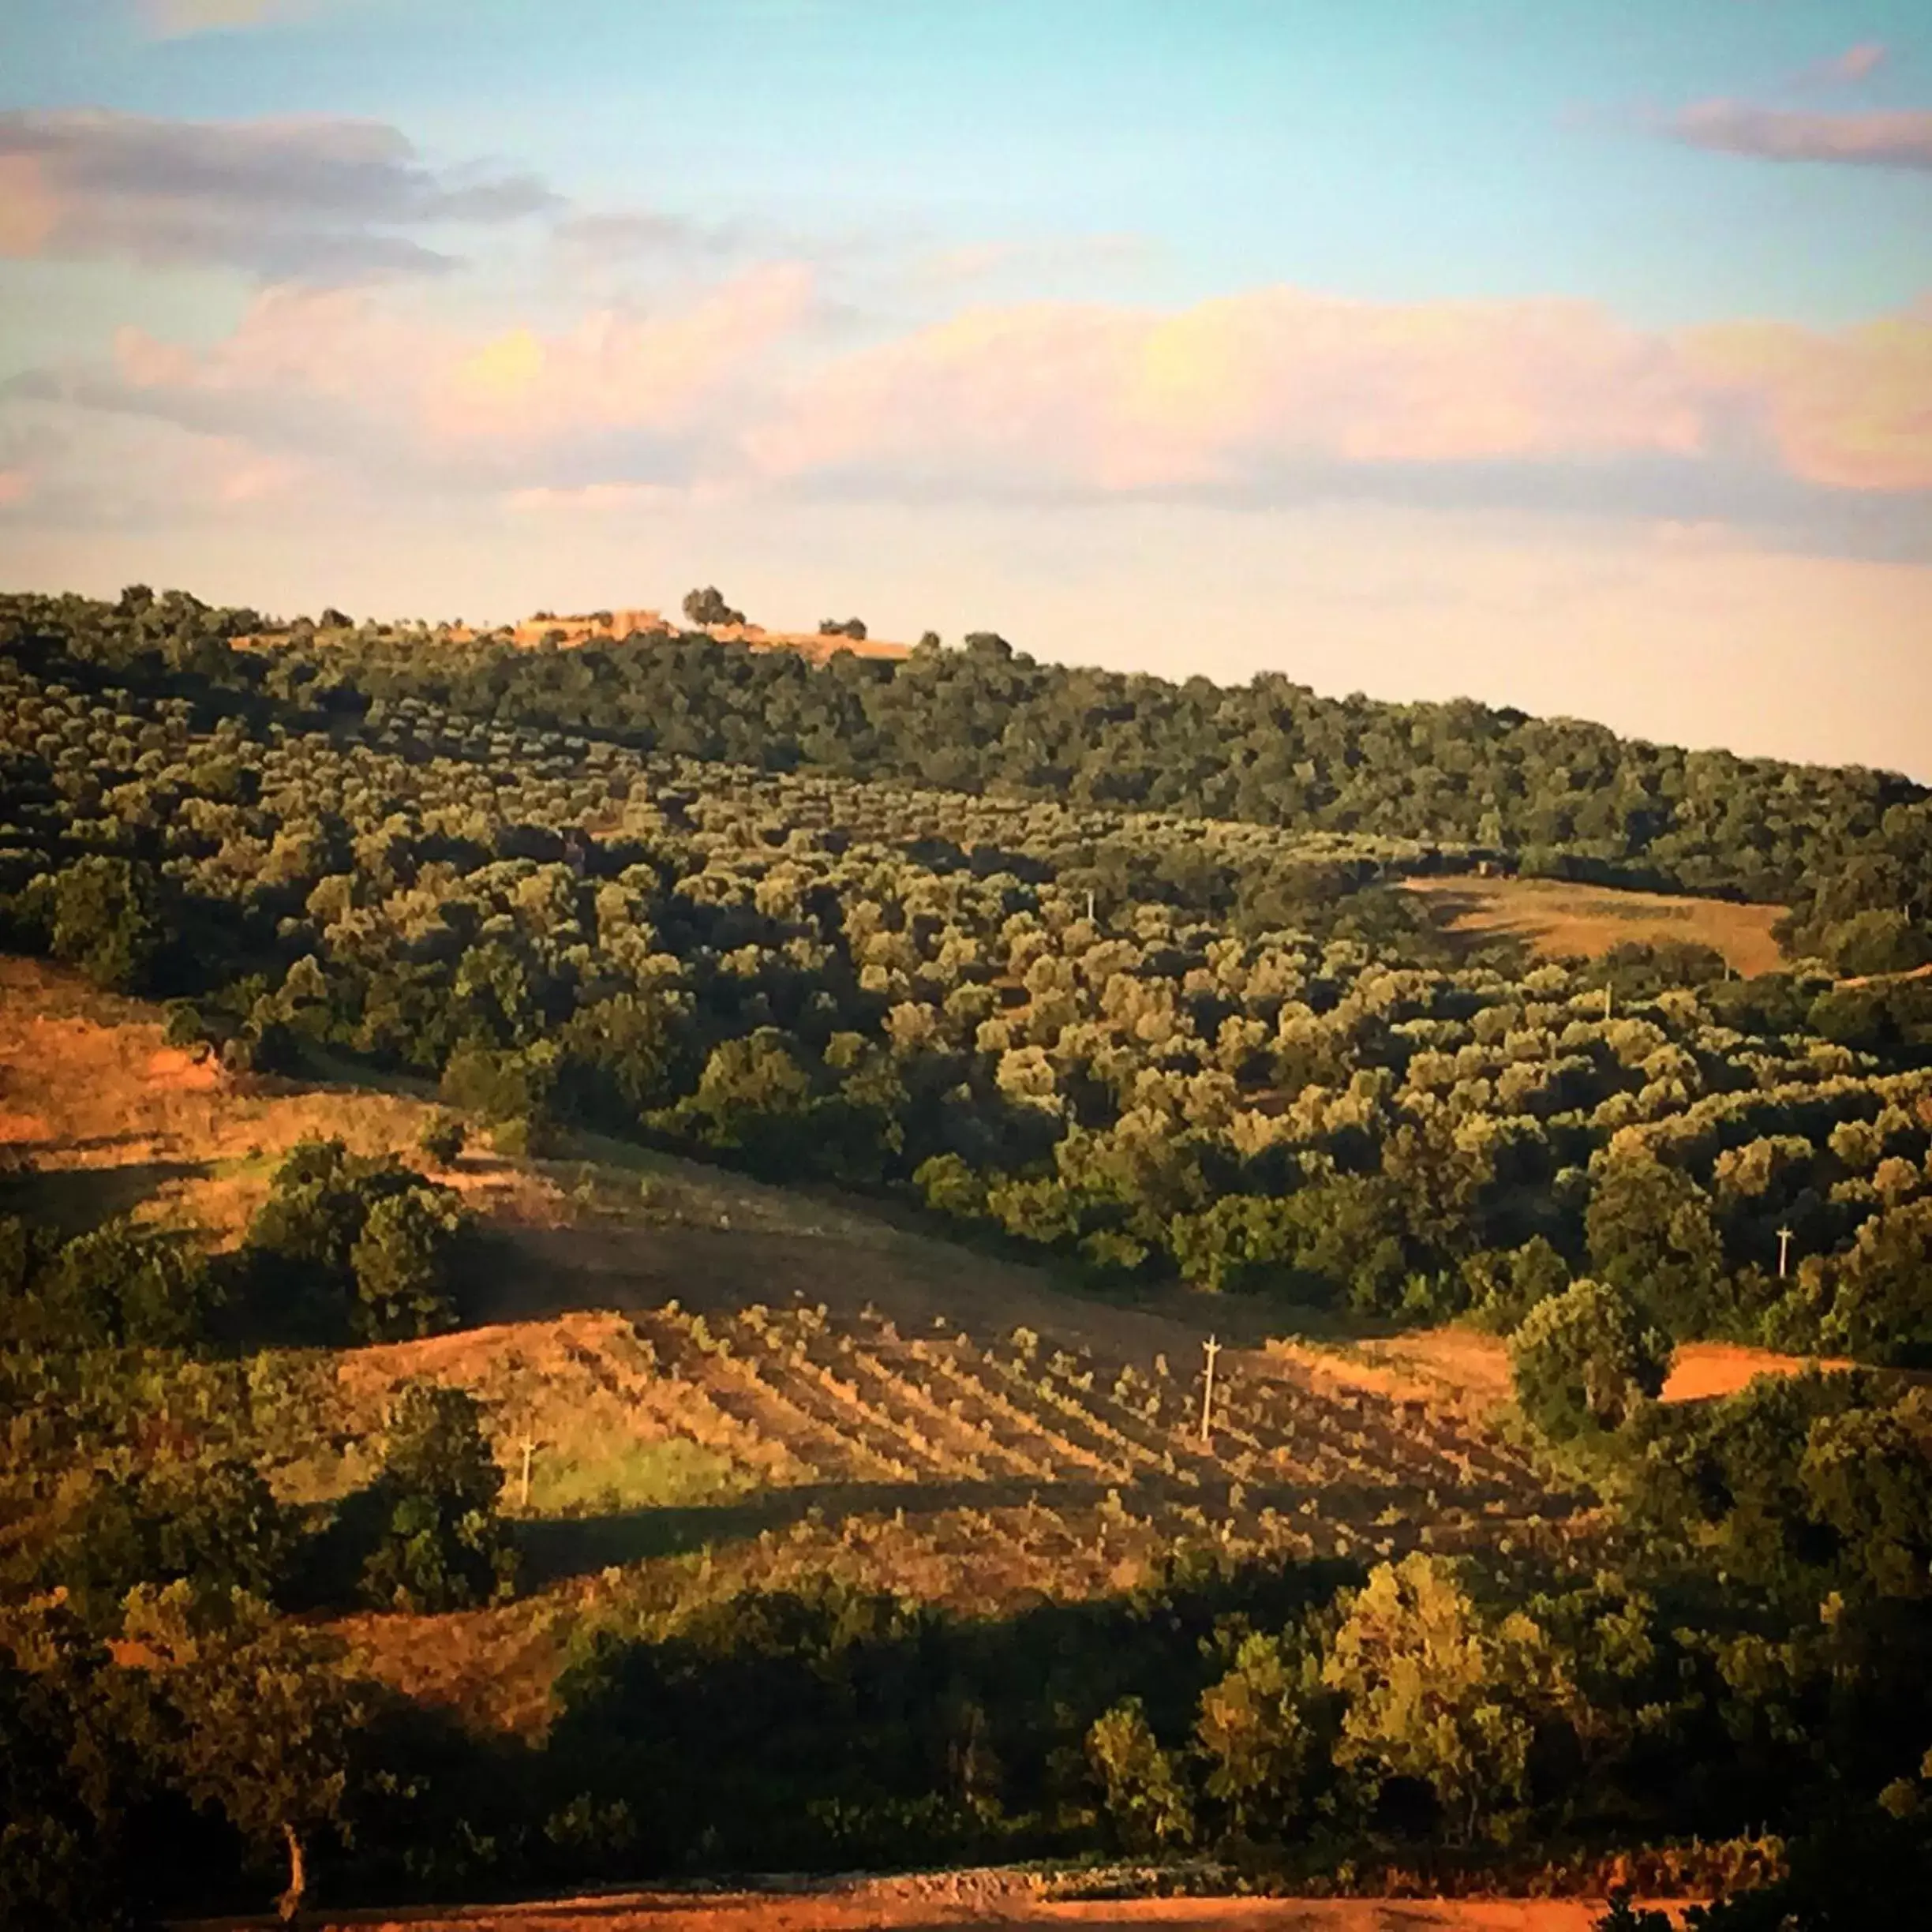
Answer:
[3,586,1932,1928]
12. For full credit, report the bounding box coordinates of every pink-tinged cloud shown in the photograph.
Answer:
[749,290,1711,494]
[44,279,1932,522]
[0,157,60,255]
[1672,99,1932,170]
[1684,311,1932,492]
[751,286,1932,501]
[0,470,32,507]
[136,1,326,39]
[1821,42,1889,84]
[95,268,818,472]
[426,264,815,440]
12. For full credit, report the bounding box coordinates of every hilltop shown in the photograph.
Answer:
[504,607,914,665]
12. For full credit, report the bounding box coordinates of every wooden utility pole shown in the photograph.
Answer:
[1777,1226,1794,1280]
[517,1432,539,1512]
[1086,889,1096,924]
[1603,984,1614,1021]
[1200,1335,1221,1449]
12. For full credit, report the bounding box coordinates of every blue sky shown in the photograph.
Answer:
[1,0,1928,770]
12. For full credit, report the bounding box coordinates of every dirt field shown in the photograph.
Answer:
[1401,876,1786,977]
[200,1874,1662,1931]
[1315,1326,1850,1412]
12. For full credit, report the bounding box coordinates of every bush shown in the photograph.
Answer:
[242,1140,467,1343]
[417,1115,466,1166]
[348,1189,467,1342]
[353,1382,517,1613]
[43,856,164,992]
[33,1458,297,1629]
[1511,1277,1672,1440]
[26,1221,218,1351]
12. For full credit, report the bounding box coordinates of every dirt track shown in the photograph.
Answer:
[208,1874,1657,1931]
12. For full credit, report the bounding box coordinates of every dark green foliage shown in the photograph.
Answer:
[1622,1372,1932,1606]
[5,1219,218,1352]
[1818,1200,1932,1365]
[242,1140,468,1342]
[42,856,164,992]
[351,1381,516,1613]
[1586,1154,1725,1339]
[440,1041,559,1155]
[1511,1277,1672,1440]
[29,1457,298,1629]
[0,1629,146,1931]
[8,589,1932,1907]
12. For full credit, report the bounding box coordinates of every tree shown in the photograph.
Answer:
[1085,1698,1195,1852]
[1586,1153,1724,1338]
[1798,1403,1932,1599]
[242,1140,466,1342]
[28,1219,217,1350]
[1193,1631,1316,1840]
[347,1189,466,1342]
[417,1114,466,1166]
[43,856,163,992]
[681,586,745,627]
[122,1583,362,1923]
[354,1381,517,1613]
[0,1609,159,1930]
[44,1458,297,1629]
[1323,1553,1559,1843]
[1821,1200,1932,1365]
[1511,1277,1672,1440]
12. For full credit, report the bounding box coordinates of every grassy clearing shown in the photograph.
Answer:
[1402,874,1787,977]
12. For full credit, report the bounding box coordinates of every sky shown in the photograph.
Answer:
[1,0,1928,773]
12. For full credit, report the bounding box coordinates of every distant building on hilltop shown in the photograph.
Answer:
[509,607,913,663]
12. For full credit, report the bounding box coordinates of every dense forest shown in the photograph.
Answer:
[3,585,1931,1927]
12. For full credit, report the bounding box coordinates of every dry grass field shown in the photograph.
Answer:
[1401,875,1787,977]
[0,957,559,1242]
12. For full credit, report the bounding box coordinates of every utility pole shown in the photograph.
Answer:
[1200,1335,1221,1449]
[517,1432,539,1512]
[1777,1226,1794,1280]
[1603,983,1614,1021]
[1086,889,1095,925]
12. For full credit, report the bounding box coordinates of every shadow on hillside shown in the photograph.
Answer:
[511,1467,1501,1586]
[0,1159,206,1235]
[480,1215,1406,1365]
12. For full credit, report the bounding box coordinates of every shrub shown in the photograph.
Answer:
[354,1382,517,1613]
[1511,1277,1672,1440]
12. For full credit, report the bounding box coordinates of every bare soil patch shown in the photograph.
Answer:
[1304,1324,1852,1413]
[1402,876,1786,978]
[207,1874,1657,1930]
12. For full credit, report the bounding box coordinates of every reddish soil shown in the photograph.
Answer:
[1316,1327,1852,1414]
[203,1875,1670,1930]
